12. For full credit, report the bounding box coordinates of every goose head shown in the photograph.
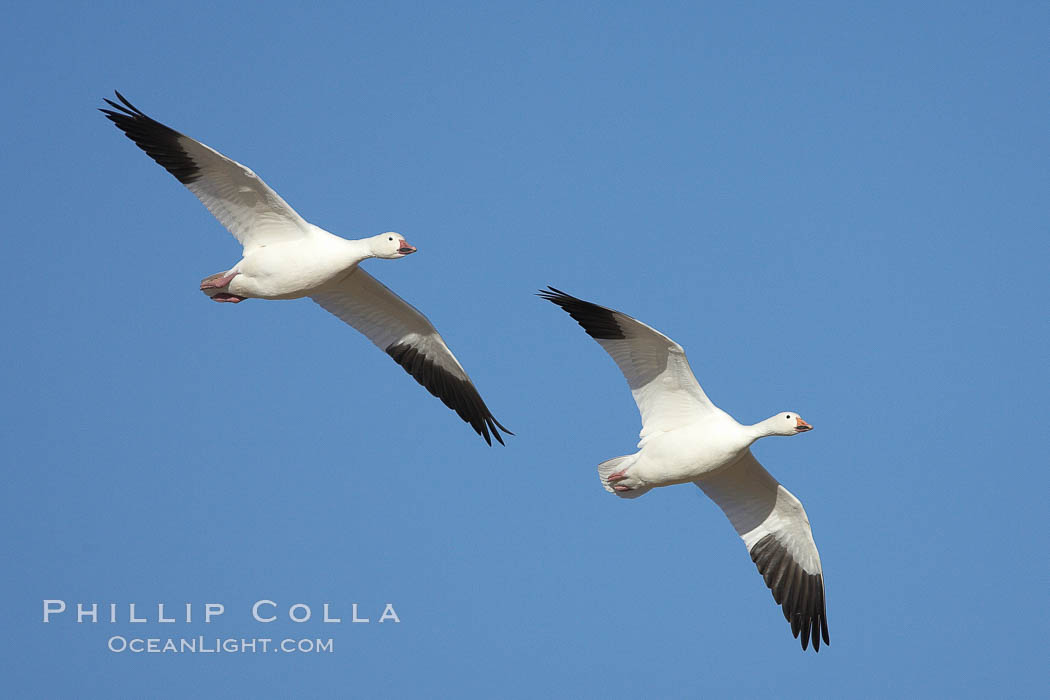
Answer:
[767,412,813,436]
[370,232,417,259]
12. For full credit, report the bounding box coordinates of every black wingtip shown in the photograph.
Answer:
[101,90,144,118]
[483,419,514,447]
[384,341,511,447]
[481,416,512,446]
[538,285,626,340]
[535,285,572,302]
[750,533,830,653]
[113,90,133,108]
[99,91,202,185]
[472,408,512,447]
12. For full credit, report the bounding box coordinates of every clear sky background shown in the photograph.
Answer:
[3,2,1047,697]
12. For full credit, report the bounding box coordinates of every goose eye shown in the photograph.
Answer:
[786,415,791,419]
[388,237,393,241]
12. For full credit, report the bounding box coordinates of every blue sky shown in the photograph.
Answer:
[3,1,1047,697]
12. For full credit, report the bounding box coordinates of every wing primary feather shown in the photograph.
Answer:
[779,564,797,620]
[820,587,830,646]
[810,589,822,651]
[383,340,510,446]
[750,533,824,651]
[764,547,788,591]
[100,91,201,185]
[768,552,790,604]
[797,576,812,647]
[802,583,810,650]
[537,287,626,340]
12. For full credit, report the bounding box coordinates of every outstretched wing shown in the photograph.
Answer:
[100,91,310,251]
[539,287,717,436]
[313,268,511,445]
[695,450,830,652]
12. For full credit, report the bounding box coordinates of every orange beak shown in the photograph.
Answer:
[397,240,417,255]
[795,417,813,432]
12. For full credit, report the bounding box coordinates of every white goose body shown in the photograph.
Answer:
[541,287,829,652]
[224,228,370,300]
[626,413,755,486]
[101,92,510,444]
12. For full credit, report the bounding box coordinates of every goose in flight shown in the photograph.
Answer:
[539,287,829,651]
[100,92,510,445]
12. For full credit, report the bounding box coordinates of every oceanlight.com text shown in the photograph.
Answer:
[107,636,334,654]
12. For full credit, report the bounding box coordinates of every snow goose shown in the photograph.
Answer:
[539,287,829,651]
[100,92,510,445]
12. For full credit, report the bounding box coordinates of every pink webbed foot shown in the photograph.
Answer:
[200,271,246,303]
[200,271,239,289]
[607,469,633,492]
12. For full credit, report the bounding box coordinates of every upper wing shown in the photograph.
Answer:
[100,91,310,251]
[312,268,511,445]
[539,287,717,435]
[695,450,830,652]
